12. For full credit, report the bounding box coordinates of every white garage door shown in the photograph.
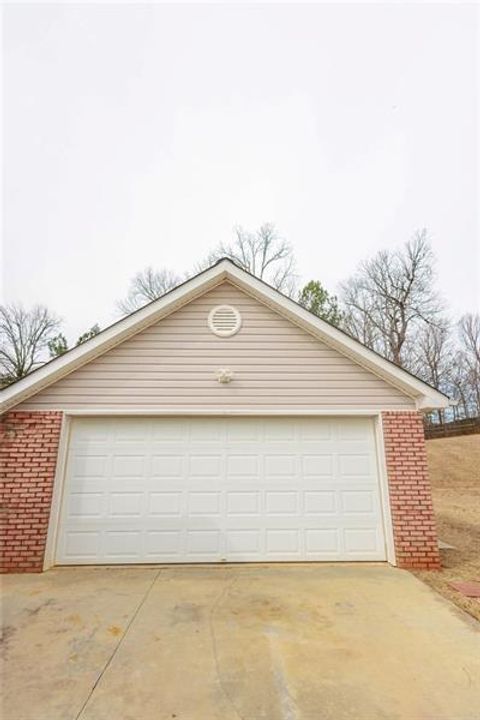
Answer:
[55,417,387,564]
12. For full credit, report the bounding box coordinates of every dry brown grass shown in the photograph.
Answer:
[412,434,480,621]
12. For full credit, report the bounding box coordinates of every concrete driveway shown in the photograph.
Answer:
[2,564,479,720]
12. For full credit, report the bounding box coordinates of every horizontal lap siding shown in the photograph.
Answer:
[18,283,415,410]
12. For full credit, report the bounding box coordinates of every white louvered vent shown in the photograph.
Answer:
[208,305,242,337]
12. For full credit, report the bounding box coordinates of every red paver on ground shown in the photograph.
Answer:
[449,581,480,598]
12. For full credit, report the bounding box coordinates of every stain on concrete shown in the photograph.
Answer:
[24,597,57,616]
[0,625,16,655]
[107,625,122,637]
[170,602,203,625]
[65,613,83,625]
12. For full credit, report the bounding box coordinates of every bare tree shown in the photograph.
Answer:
[117,267,181,315]
[449,353,473,419]
[341,230,443,367]
[0,304,61,385]
[412,320,453,422]
[453,313,480,417]
[460,313,480,369]
[203,224,297,295]
[412,321,452,391]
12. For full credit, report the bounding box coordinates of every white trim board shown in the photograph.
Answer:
[1,259,450,414]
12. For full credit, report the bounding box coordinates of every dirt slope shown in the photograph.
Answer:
[413,434,480,621]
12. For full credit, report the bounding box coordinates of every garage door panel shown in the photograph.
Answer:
[188,455,222,477]
[226,424,259,442]
[226,529,261,556]
[151,455,184,477]
[337,418,373,441]
[188,491,221,515]
[341,490,376,514]
[148,491,183,516]
[344,528,381,553]
[266,529,300,555]
[226,491,261,515]
[226,455,259,477]
[186,529,221,554]
[109,492,143,517]
[265,491,299,515]
[305,528,340,554]
[71,455,109,478]
[56,417,387,564]
[67,492,104,519]
[111,455,146,478]
[63,530,101,559]
[298,421,333,441]
[302,455,334,478]
[304,491,337,514]
[145,530,182,556]
[338,454,374,478]
[104,530,142,558]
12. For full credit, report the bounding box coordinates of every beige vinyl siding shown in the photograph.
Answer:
[18,282,415,410]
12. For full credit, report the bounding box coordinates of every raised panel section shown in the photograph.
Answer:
[338,455,372,478]
[344,528,379,553]
[266,529,299,554]
[189,455,222,477]
[109,493,143,517]
[302,455,333,478]
[342,491,375,514]
[112,456,145,478]
[264,455,296,478]
[68,493,103,518]
[71,456,107,478]
[151,456,183,477]
[148,492,182,516]
[265,492,298,515]
[226,530,260,554]
[104,531,141,557]
[146,531,181,556]
[64,531,100,558]
[188,492,220,516]
[186,530,220,554]
[226,492,260,515]
[304,491,336,515]
[305,529,339,553]
[226,455,259,477]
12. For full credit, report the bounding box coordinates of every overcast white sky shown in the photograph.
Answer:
[2,1,479,340]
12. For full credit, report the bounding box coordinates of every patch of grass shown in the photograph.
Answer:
[412,434,480,622]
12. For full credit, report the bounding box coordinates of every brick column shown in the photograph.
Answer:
[382,411,440,569]
[0,411,63,573]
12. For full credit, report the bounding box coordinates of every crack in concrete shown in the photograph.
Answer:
[208,574,246,720]
[75,569,162,720]
[270,638,298,720]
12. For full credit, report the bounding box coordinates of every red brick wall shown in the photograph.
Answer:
[382,411,440,569]
[0,411,63,573]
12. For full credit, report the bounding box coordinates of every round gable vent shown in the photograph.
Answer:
[208,305,242,337]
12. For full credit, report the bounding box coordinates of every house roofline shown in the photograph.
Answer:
[1,258,450,414]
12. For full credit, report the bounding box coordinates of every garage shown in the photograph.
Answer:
[1,259,448,572]
[55,416,387,564]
